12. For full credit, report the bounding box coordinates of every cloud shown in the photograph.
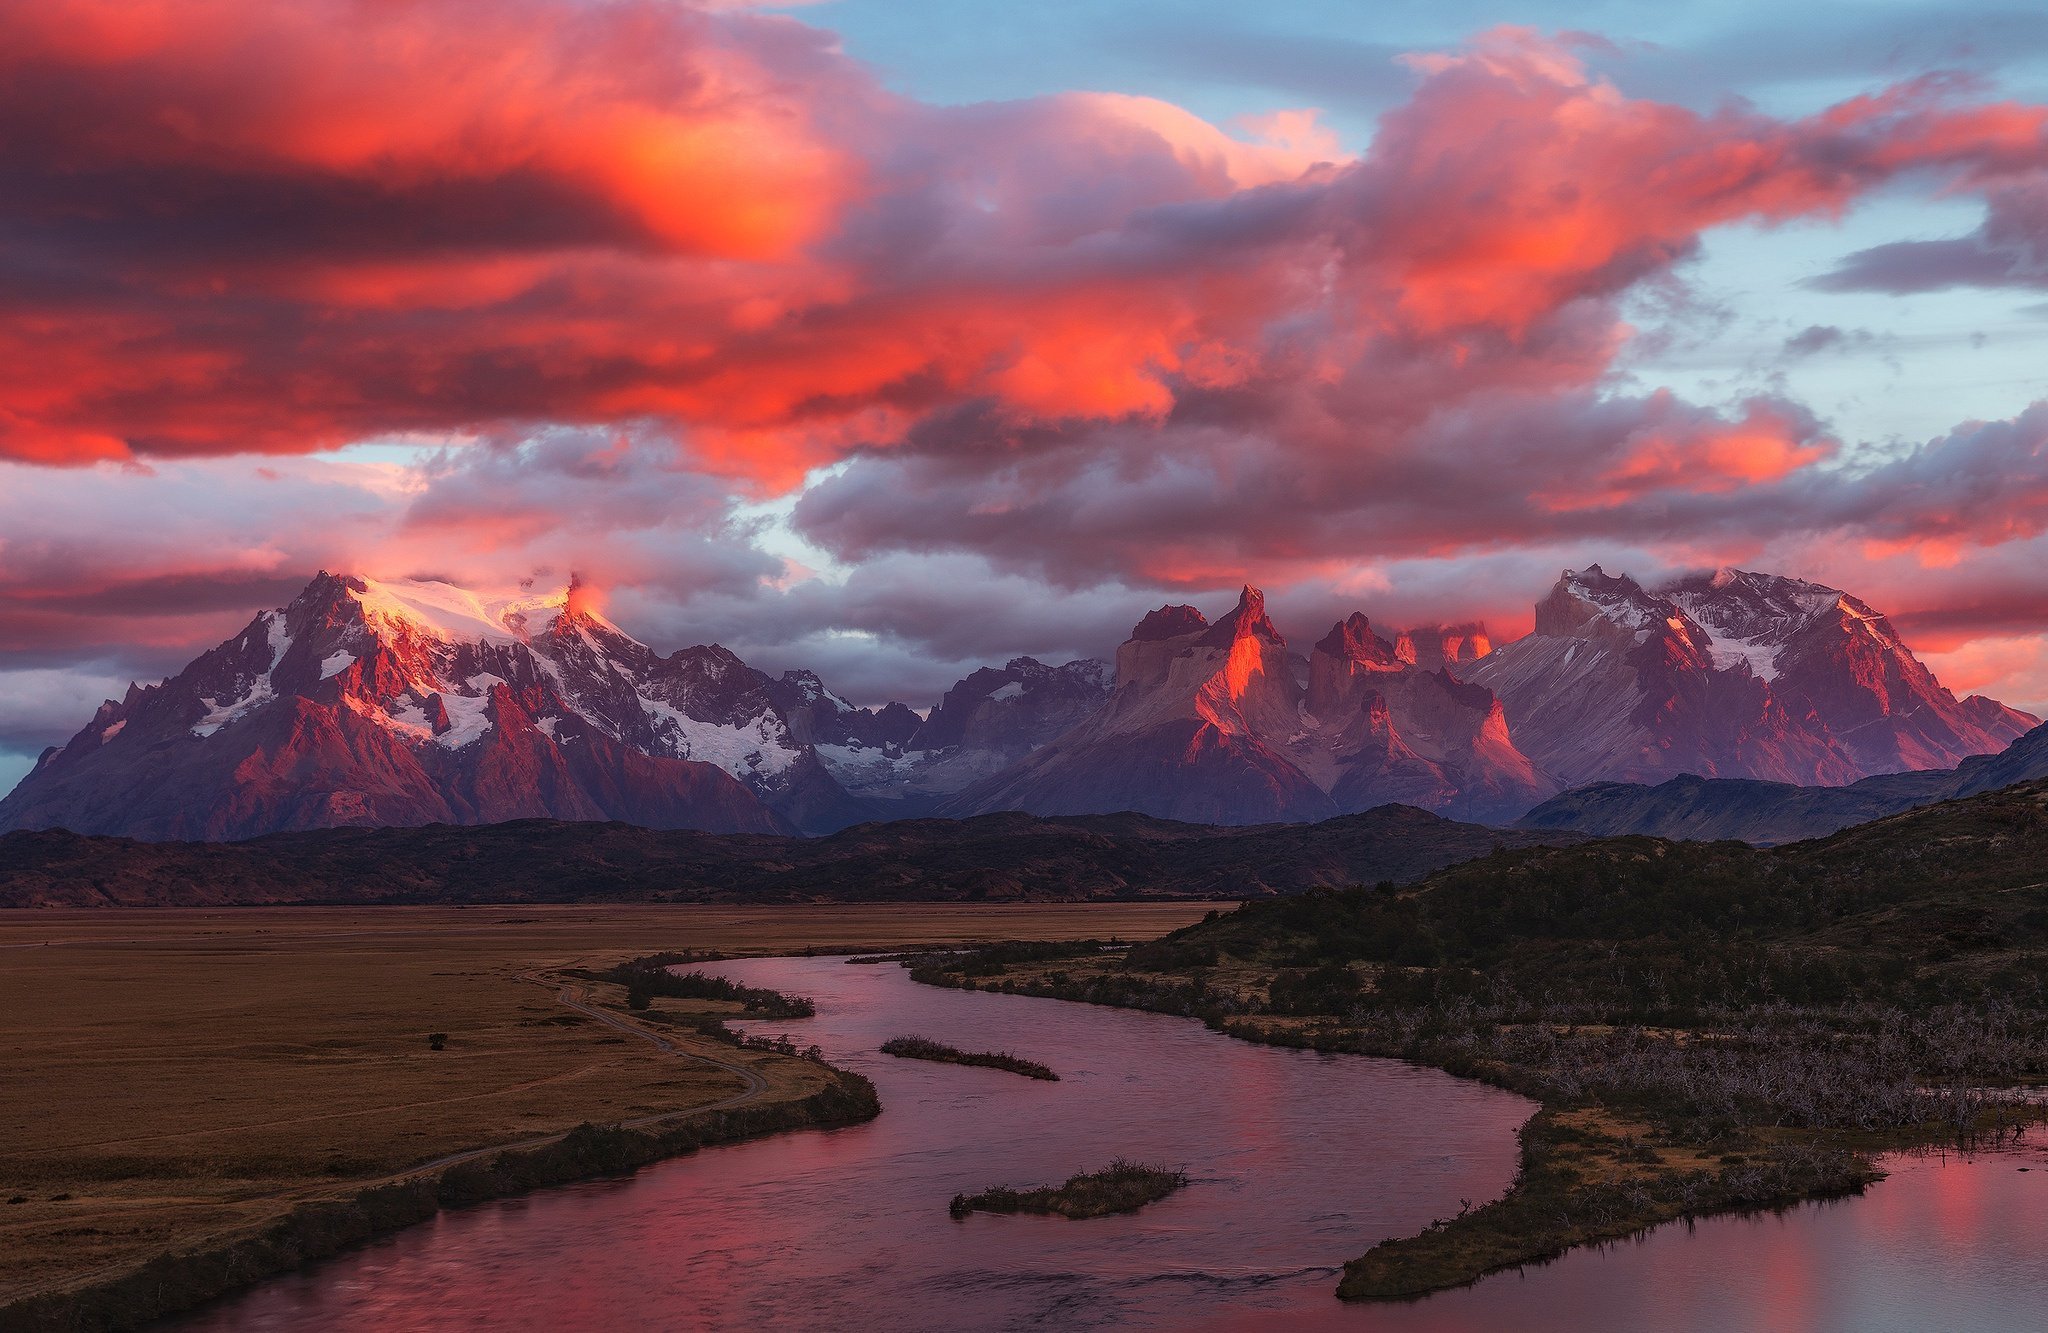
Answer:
[10,9,2048,761]
[1821,402,2048,556]
[1812,179,2048,293]
[1781,324,1879,357]
[3,7,2045,483]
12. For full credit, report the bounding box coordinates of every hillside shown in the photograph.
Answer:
[911,778,2048,1302]
[1127,779,2048,1011]
[1520,719,2048,845]
[0,805,1584,908]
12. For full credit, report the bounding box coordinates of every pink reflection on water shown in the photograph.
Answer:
[178,956,1534,1330]
[171,959,2048,1332]
[1363,1131,2048,1333]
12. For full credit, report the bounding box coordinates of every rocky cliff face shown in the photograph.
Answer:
[944,588,1551,825]
[8,563,2034,842]
[1298,614,1550,821]
[804,656,1113,815]
[0,574,833,839]
[1465,566,2036,789]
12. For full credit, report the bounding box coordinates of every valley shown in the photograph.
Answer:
[0,902,1210,1329]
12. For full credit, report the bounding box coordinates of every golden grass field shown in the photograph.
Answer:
[0,902,1212,1309]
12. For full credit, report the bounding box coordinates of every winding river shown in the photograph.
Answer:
[174,956,2048,1330]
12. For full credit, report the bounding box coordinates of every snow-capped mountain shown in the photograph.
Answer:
[942,588,1552,825]
[811,657,1113,815]
[0,573,840,839]
[6,564,2035,842]
[1464,566,2037,788]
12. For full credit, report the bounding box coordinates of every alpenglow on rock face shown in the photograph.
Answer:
[0,572,1120,842]
[0,573,842,840]
[6,564,2034,843]
[1464,565,2037,789]
[942,587,1553,825]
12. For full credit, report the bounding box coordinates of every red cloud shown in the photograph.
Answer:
[4,6,2045,483]
[12,6,2048,735]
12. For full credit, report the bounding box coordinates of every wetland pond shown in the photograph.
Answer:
[176,956,2048,1331]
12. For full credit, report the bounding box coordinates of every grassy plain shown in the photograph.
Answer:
[0,902,1211,1313]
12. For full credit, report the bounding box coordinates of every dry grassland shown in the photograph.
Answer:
[0,902,1209,1308]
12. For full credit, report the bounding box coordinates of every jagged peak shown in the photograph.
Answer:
[1314,612,1402,667]
[1560,563,1647,596]
[1538,564,1674,638]
[774,667,854,712]
[1398,621,1493,669]
[1200,585,1283,647]
[345,573,567,646]
[1130,604,1209,641]
[1667,565,1836,602]
[1661,567,1866,659]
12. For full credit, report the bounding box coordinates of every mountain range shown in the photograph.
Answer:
[1518,720,2048,845]
[1466,565,2034,787]
[1,564,2035,842]
[938,588,1547,825]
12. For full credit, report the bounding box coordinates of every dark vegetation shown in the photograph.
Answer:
[912,780,2048,1299]
[573,954,817,1019]
[0,1072,880,1333]
[880,1035,1058,1081]
[1338,1119,1875,1299]
[948,1160,1188,1220]
[0,806,1584,907]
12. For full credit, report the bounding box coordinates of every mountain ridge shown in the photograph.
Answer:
[3,563,2032,842]
[0,804,1586,908]
[1520,717,2048,844]
[1466,564,2034,789]
[939,586,1553,826]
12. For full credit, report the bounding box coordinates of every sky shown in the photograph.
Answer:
[8,0,2048,792]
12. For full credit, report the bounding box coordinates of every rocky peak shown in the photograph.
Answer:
[1130,604,1209,641]
[1530,566,1713,663]
[1199,586,1283,647]
[774,669,839,706]
[1313,613,1404,670]
[1662,568,1843,651]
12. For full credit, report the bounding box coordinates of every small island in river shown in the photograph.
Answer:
[950,1160,1189,1219]
[881,1034,1059,1080]
[909,781,2048,1299]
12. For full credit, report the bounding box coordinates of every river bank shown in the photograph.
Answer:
[1,1071,878,1333]
[905,942,2046,1301]
[0,904,1211,1330]
[168,954,1532,1330]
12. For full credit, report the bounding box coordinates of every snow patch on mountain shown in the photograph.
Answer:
[350,575,563,644]
[192,612,291,737]
[435,677,501,748]
[1705,636,1781,681]
[641,697,797,779]
[360,694,434,742]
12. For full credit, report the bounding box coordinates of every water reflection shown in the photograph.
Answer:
[172,959,2048,1331]
[176,956,1529,1330]
[1361,1132,2048,1333]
